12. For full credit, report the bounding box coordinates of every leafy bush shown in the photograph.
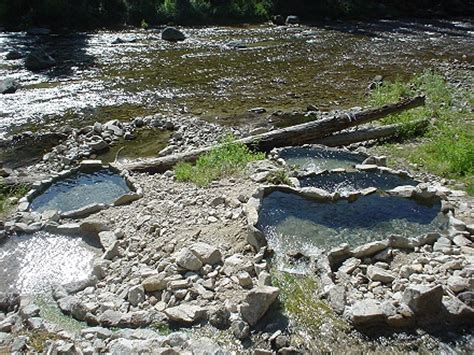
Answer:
[175,135,265,186]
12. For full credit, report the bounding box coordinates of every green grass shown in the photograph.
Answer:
[266,169,292,186]
[368,71,474,193]
[272,271,348,334]
[175,135,265,186]
[0,183,29,217]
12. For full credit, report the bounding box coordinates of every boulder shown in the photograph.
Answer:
[402,284,443,316]
[443,297,474,325]
[0,78,18,94]
[367,265,395,284]
[161,27,186,42]
[164,304,206,325]
[107,338,166,354]
[99,310,123,327]
[6,50,23,60]
[272,15,286,25]
[25,50,56,71]
[447,276,469,293]
[128,285,145,306]
[176,247,203,271]
[231,320,250,340]
[285,15,300,24]
[350,299,386,327]
[352,241,388,258]
[142,273,167,292]
[189,242,222,265]
[240,286,279,326]
[209,307,230,330]
[187,337,223,355]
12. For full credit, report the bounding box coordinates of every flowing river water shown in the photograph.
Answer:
[0,19,473,138]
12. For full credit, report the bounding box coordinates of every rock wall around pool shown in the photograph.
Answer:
[8,160,141,234]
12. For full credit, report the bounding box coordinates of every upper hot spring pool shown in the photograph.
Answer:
[257,191,448,257]
[299,170,418,193]
[29,168,132,213]
[277,146,366,172]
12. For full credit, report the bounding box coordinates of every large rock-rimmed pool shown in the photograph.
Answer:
[29,168,132,213]
[277,146,366,172]
[257,191,447,257]
[0,232,101,295]
[299,170,418,193]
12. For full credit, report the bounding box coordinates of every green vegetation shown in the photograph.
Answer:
[0,183,29,218]
[22,330,60,353]
[1,1,470,29]
[150,321,172,335]
[266,169,292,186]
[175,135,265,186]
[368,71,474,194]
[272,271,348,333]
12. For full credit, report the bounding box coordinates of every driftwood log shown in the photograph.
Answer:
[316,118,430,147]
[120,95,425,173]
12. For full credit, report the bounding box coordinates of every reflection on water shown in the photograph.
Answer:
[1,19,472,137]
[299,170,418,192]
[30,169,131,213]
[279,146,365,171]
[258,191,447,263]
[0,232,101,295]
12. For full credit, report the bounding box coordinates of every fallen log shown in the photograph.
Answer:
[316,118,430,147]
[119,95,425,173]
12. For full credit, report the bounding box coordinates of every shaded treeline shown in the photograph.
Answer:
[0,0,472,30]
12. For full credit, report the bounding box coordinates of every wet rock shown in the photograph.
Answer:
[5,50,22,60]
[327,243,352,268]
[25,49,56,71]
[165,304,206,325]
[240,286,279,326]
[231,320,250,340]
[128,285,145,306]
[176,247,203,271]
[162,27,186,42]
[189,242,222,265]
[272,15,286,26]
[350,299,386,326]
[0,78,18,94]
[27,27,51,35]
[286,15,300,24]
[402,284,443,316]
[61,203,105,219]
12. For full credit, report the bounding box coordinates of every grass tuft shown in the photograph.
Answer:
[0,183,29,217]
[368,71,474,193]
[175,135,265,186]
[272,271,349,333]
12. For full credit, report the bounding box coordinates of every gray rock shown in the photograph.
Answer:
[25,50,56,71]
[433,237,452,252]
[99,310,123,327]
[443,297,474,325]
[98,231,117,250]
[327,243,352,267]
[162,27,185,41]
[350,299,386,326]
[286,15,300,24]
[0,78,18,94]
[103,240,121,260]
[240,286,279,326]
[189,242,222,265]
[107,338,166,354]
[402,284,443,316]
[142,273,167,292]
[187,337,225,355]
[88,139,108,152]
[352,241,388,258]
[128,285,145,306]
[81,327,113,339]
[231,320,250,340]
[11,336,28,352]
[61,203,105,218]
[328,284,346,315]
[338,257,360,275]
[58,296,81,314]
[209,307,230,330]
[447,276,469,293]
[272,15,285,25]
[367,265,395,284]
[164,304,206,325]
[176,247,203,271]
[20,303,40,318]
[6,50,23,60]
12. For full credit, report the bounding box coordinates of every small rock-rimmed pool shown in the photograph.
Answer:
[29,168,132,213]
[277,146,366,172]
[257,191,448,258]
[299,170,418,193]
[0,231,101,295]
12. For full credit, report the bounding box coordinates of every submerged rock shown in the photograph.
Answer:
[25,50,56,71]
[162,27,186,42]
[0,78,18,94]
[5,50,23,60]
